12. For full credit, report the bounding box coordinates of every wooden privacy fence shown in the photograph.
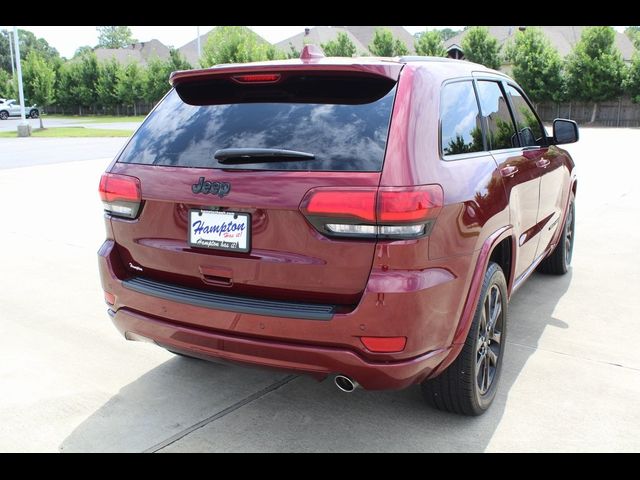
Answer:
[536,97,640,127]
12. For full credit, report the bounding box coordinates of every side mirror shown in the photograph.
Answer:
[519,127,536,146]
[553,119,579,145]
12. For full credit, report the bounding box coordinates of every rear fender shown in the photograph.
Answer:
[429,225,514,378]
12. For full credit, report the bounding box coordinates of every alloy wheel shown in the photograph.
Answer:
[476,284,504,395]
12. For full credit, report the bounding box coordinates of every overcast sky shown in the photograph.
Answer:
[3,26,630,59]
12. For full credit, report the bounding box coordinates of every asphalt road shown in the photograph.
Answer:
[0,129,639,452]
[0,137,130,170]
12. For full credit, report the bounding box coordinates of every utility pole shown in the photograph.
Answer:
[196,26,201,64]
[13,26,30,137]
[7,30,15,77]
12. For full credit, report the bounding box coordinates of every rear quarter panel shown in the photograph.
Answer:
[377,64,510,349]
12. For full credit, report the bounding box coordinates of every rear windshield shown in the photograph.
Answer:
[117,78,397,172]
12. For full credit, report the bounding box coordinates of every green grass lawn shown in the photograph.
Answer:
[46,114,146,123]
[0,127,133,138]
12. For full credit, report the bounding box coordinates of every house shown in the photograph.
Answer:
[276,26,416,55]
[94,39,170,66]
[339,26,416,54]
[444,26,636,72]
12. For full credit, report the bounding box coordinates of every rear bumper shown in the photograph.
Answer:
[110,307,449,390]
[99,239,467,390]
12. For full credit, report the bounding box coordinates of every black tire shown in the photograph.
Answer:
[29,109,39,119]
[537,197,575,275]
[0,110,8,120]
[421,262,507,416]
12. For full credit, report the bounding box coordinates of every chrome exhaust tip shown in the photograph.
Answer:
[334,374,359,393]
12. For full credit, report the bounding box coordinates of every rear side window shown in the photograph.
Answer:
[504,84,546,147]
[117,79,397,172]
[476,81,518,151]
[440,81,484,156]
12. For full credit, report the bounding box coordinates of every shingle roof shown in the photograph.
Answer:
[444,26,636,62]
[94,39,170,66]
[276,26,416,56]
[274,27,369,55]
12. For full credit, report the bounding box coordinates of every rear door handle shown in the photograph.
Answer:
[500,166,519,178]
[536,159,551,169]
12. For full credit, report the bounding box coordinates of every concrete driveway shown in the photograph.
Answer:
[0,129,638,452]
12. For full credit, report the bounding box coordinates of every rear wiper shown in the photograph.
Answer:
[214,148,316,164]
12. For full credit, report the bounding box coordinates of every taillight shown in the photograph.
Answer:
[300,185,443,240]
[305,189,376,222]
[99,173,142,219]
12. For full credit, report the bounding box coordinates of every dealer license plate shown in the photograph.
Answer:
[188,209,250,252]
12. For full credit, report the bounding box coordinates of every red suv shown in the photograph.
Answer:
[98,49,578,415]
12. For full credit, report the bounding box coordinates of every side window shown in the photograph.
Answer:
[476,81,518,151]
[440,81,484,157]
[504,84,546,147]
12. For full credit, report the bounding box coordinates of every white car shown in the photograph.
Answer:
[0,99,40,120]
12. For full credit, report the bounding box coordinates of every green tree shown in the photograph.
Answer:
[264,44,286,61]
[53,62,75,112]
[415,30,446,57]
[55,52,100,114]
[1,29,60,72]
[625,26,640,49]
[144,57,173,105]
[0,69,16,98]
[565,26,625,122]
[439,28,460,42]
[96,58,122,113]
[200,26,273,66]
[117,62,145,115]
[0,31,10,73]
[504,27,564,102]
[74,46,94,58]
[97,26,136,49]
[22,51,56,128]
[142,49,191,107]
[624,53,640,103]
[394,38,409,56]
[285,42,300,59]
[76,53,100,114]
[368,28,409,57]
[321,32,357,57]
[461,27,501,69]
[168,48,192,70]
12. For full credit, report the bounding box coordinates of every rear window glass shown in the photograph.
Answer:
[117,80,397,172]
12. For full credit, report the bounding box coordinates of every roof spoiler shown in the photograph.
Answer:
[169,58,403,87]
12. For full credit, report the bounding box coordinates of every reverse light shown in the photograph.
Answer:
[360,336,407,353]
[99,173,142,219]
[300,185,443,240]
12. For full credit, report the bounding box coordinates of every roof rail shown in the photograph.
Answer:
[397,55,461,63]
